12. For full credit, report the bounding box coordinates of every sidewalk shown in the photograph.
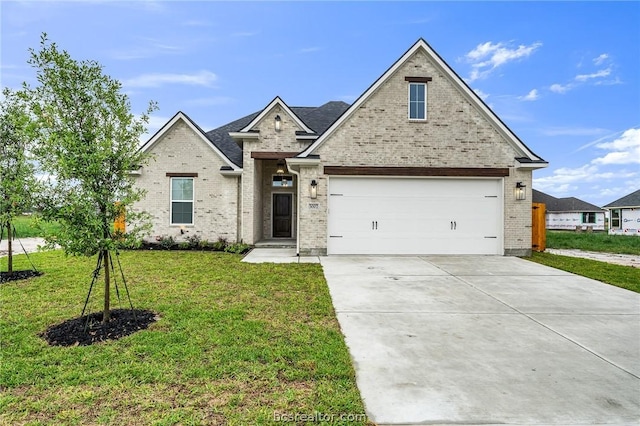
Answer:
[0,237,46,258]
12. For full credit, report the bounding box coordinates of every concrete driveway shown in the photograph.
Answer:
[321,256,640,425]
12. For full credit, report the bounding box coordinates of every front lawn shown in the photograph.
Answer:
[1,214,61,239]
[0,251,368,425]
[529,252,640,293]
[546,230,640,255]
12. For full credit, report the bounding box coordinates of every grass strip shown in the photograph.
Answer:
[528,252,640,293]
[1,215,61,239]
[546,230,640,255]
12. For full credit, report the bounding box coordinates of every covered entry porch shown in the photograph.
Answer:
[242,153,298,245]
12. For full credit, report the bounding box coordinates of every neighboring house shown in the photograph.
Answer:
[532,189,605,231]
[603,189,640,236]
[133,39,547,256]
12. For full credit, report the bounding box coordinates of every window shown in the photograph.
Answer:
[610,209,621,229]
[408,82,427,120]
[272,175,293,187]
[582,212,596,224]
[171,177,193,224]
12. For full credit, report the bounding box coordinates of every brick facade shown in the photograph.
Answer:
[133,120,240,243]
[136,41,544,256]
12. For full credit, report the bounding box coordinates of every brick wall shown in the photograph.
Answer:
[300,50,533,255]
[133,120,240,243]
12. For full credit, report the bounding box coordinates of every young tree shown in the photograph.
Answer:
[0,88,39,273]
[25,34,156,323]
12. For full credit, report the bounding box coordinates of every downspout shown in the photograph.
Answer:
[287,164,301,257]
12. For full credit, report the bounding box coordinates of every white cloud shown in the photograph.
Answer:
[520,89,539,101]
[473,89,489,100]
[593,53,609,65]
[123,71,217,88]
[542,127,607,137]
[535,128,640,198]
[550,83,571,94]
[575,67,611,82]
[232,31,259,37]
[550,54,616,94]
[181,20,212,27]
[299,47,322,54]
[110,39,185,60]
[464,41,542,81]
[593,128,640,165]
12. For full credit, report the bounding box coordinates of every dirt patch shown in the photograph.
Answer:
[0,270,42,283]
[40,308,158,346]
[545,249,639,267]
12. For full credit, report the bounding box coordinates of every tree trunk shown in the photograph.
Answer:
[103,249,110,324]
[7,221,13,274]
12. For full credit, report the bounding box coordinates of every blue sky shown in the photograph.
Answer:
[2,1,639,206]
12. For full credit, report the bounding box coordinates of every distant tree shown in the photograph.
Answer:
[0,88,39,273]
[24,34,157,323]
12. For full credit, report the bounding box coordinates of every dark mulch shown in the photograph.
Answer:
[0,270,43,284]
[40,308,158,347]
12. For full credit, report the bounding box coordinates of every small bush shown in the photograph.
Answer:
[157,235,175,250]
[224,242,251,254]
[197,239,210,249]
[185,234,201,249]
[212,237,228,251]
[178,242,190,250]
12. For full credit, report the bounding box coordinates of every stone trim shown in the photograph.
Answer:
[323,166,509,177]
[166,172,198,177]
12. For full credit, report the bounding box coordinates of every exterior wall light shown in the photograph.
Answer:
[310,179,318,199]
[276,160,286,175]
[274,114,281,132]
[515,182,526,200]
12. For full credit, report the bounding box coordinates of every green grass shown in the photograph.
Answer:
[546,230,640,255]
[0,250,369,425]
[529,252,640,293]
[1,215,61,239]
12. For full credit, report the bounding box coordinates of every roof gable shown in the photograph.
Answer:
[299,38,546,167]
[533,189,604,212]
[239,97,314,134]
[604,189,640,208]
[139,111,240,170]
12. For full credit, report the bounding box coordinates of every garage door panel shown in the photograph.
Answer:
[328,177,502,255]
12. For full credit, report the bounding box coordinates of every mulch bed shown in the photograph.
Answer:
[0,270,43,284]
[41,308,158,347]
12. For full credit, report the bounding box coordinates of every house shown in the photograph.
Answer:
[603,189,640,236]
[133,39,548,256]
[532,189,606,231]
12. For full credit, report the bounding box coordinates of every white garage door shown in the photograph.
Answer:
[327,177,503,255]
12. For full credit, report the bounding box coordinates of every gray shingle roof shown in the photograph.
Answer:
[603,189,640,208]
[205,101,350,167]
[532,189,604,212]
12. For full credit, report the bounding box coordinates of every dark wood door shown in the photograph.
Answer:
[273,194,292,238]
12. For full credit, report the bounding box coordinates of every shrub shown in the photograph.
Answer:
[157,235,175,250]
[185,234,201,249]
[224,242,251,254]
[212,237,227,251]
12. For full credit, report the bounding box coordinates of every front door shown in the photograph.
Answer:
[273,193,292,238]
